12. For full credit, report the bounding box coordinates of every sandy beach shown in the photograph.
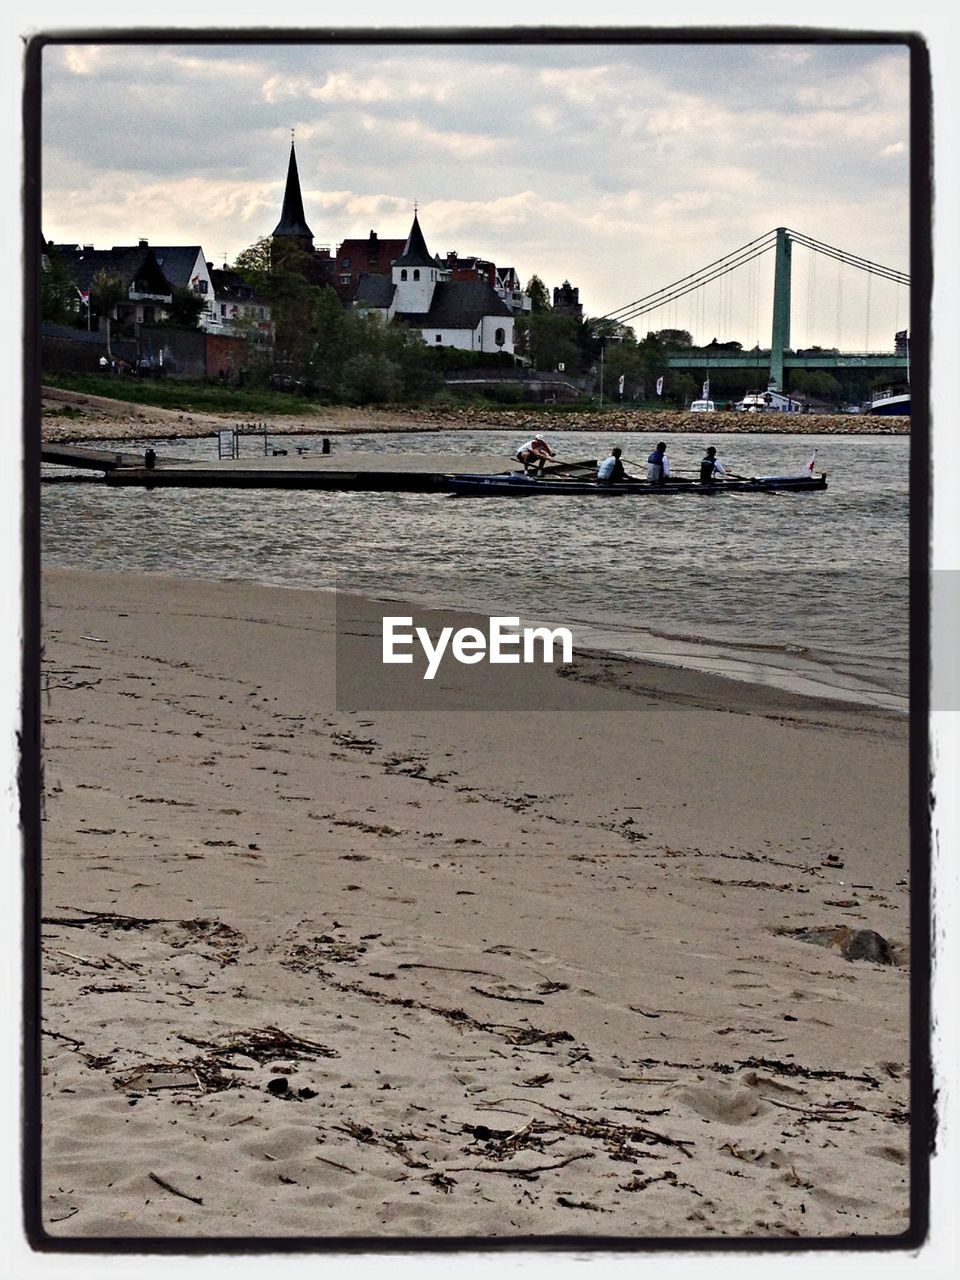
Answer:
[30,566,914,1245]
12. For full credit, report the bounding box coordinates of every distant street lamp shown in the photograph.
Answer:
[592,330,623,408]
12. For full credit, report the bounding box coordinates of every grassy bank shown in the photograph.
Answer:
[42,371,664,421]
[42,372,331,418]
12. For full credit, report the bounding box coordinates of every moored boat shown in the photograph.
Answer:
[865,386,910,416]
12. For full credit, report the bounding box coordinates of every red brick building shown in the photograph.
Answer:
[330,232,406,302]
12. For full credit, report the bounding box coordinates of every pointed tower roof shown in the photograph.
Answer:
[395,212,434,268]
[272,142,314,240]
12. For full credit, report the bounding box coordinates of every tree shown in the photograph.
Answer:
[652,328,694,349]
[588,317,635,343]
[600,339,645,401]
[232,237,320,375]
[337,352,403,404]
[163,285,206,329]
[794,370,841,401]
[41,246,79,325]
[669,371,699,407]
[90,270,126,357]
[524,274,551,313]
[231,238,272,294]
[523,309,583,373]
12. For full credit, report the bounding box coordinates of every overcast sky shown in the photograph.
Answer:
[39,36,913,350]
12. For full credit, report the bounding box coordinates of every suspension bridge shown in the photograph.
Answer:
[601,227,911,390]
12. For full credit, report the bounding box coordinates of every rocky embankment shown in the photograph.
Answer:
[40,385,908,444]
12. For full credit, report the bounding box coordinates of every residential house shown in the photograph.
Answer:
[53,241,173,329]
[140,243,216,327]
[496,265,532,315]
[207,265,273,343]
[330,231,406,303]
[425,253,531,316]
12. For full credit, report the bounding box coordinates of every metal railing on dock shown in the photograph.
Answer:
[218,422,269,459]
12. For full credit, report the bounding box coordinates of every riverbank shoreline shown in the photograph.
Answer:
[40,385,909,444]
[35,566,912,1242]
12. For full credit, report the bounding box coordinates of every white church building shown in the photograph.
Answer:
[354,213,515,356]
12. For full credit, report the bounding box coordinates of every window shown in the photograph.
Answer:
[413,269,420,281]
[495,328,506,347]
[435,334,442,343]
[197,280,208,294]
[341,257,351,268]
[400,269,407,281]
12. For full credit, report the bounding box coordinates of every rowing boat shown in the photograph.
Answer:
[443,471,828,497]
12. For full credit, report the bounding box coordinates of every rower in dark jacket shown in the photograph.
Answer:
[699,445,727,484]
[646,441,670,484]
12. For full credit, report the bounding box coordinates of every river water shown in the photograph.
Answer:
[41,429,910,710]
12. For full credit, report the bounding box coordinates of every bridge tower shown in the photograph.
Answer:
[770,227,792,390]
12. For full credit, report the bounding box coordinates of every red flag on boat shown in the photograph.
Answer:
[806,450,817,474]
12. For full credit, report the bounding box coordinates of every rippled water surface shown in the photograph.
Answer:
[41,430,910,706]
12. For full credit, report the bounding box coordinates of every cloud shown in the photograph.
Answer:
[39,39,912,343]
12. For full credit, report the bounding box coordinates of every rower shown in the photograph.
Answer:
[597,447,626,485]
[646,441,670,484]
[699,445,727,484]
[516,434,556,475]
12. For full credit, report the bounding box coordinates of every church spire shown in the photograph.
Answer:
[396,211,434,268]
[272,139,314,242]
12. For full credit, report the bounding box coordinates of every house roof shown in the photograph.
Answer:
[52,244,173,297]
[139,246,205,288]
[209,268,269,306]
[396,280,513,328]
[336,236,406,267]
[272,142,314,240]
[354,274,396,308]
[395,213,435,268]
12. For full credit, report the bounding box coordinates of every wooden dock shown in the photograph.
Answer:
[41,443,185,471]
[41,445,516,493]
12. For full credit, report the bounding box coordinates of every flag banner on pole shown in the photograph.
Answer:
[702,379,710,399]
[656,376,664,396]
[618,374,625,396]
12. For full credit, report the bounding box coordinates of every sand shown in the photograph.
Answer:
[33,567,912,1245]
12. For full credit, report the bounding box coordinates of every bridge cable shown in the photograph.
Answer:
[603,235,777,322]
[786,227,910,281]
[599,229,778,322]
[785,229,909,286]
[604,239,777,325]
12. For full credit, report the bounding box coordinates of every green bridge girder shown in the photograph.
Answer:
[660,228,908,388]
[666,352,909,371]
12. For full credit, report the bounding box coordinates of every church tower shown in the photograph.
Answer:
[390,212,443,315]
[271,139,314,271]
